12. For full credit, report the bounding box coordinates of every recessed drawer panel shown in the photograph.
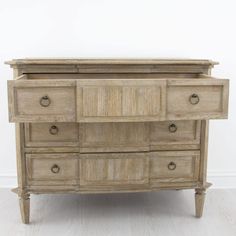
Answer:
[150,120,200,150]
[25,123,79,147]
[77,79,166,122]
[80,153,149,186]
[80,122,149,152]
[167,79,229,120]
[26,153,79,186]
[150,151,200,182]
[8,80,76,122]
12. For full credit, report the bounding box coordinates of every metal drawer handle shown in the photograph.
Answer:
[169,123,177,133]
[40,95,51,107]
[49,125,59,135]
[168,162,176,171]
[51,164,60,174]
[189,94,200,105]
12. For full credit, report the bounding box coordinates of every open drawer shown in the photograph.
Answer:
[7,75,229,122]
[8,77,76,122]
[167,79,229,120]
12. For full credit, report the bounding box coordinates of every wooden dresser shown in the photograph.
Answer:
[6,59,229,224]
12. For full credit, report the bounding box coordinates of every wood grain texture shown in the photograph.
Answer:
[8,80,76,122]
[26,153,79,186]
[5,59,229,223]
[80,153,149,187]
[150,120,200,150]
[167,79,229,120]
[77,79,166,122]
[80,122,149,152]
[5,58,218,65]
[150,151,200,182]
[25,123,79,147]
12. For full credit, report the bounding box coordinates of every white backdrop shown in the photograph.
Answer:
[0,0,235,188]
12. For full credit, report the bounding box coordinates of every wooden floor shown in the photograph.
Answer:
[0,189,235,236]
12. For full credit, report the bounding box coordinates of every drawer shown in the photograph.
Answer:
[26,153,79,186]
[25,123,79,147]
[150,120,200,150]
[167,79,229,120]
[77,79,166,122]
[80,153,149,186]
[80,122,149,152]
[8,77,229,123]
[150,151,200,182]
[8,80,76,122]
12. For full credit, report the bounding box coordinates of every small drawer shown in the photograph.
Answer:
[150,120,200,150]
[26,153,79,186]
[167,79,229,120]
[25,123,79,147]
[150,151,200,182]
[8,80,76,122]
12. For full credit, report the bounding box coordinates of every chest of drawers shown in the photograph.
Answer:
[6,59,229,223]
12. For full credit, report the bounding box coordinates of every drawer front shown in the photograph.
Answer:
[80,153,149,186]
[8,80,76,122]
[150,120,200,150]
[80,122,149,152]
[167,79,229,120]
[25,123,79,147]
[77,79,166,122]
[26,153,79,185]
[150,151,200,182]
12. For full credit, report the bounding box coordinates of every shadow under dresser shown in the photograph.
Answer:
[5,58,229,223]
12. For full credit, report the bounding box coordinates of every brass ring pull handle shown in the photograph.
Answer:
[40,95,51,107]
[51,164,60,174]
[49,125,59,135]
[189,94,200,105]
[168,162,176,171]
[169,123,177,133]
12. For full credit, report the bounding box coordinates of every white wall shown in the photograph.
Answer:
[0,0,236,188]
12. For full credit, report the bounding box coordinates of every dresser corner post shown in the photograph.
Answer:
[15,122,30,224]
[195,119,210,218]
[13,68,30,223]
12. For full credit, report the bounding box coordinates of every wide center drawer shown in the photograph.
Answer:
[79,153,149,186]
[8,77,229,122]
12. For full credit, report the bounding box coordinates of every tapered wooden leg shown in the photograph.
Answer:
[19,193,30,224]
[195,189,205,218]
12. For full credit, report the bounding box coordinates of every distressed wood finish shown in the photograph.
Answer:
[8,77,229,123]
[5,58,229,223]
[80,153,149,187]
[150,120,200,150]
[167,79,229,120]
[80,122,149,152]
[77,79,166,122]
[26,153,79,186]
[150,151,200,183]
[25,123,79,147]
[8,80,76,122]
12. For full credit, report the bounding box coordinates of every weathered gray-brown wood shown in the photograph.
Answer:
[5,58,229,223]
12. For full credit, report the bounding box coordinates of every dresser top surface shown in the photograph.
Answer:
[5,58,218,66]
